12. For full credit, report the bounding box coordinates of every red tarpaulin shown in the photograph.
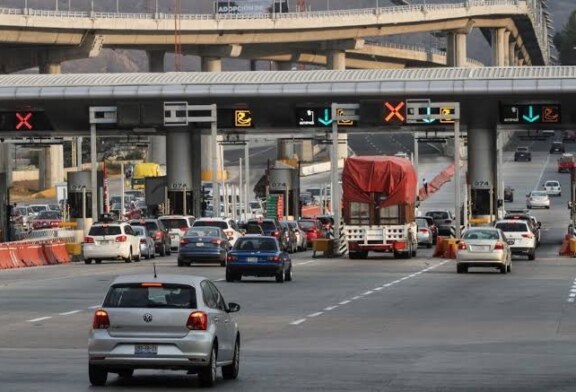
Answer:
[342,156,417,208]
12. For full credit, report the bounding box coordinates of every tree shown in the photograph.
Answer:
[556,10,576,65]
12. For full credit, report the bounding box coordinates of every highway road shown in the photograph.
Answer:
[3,135,576,391]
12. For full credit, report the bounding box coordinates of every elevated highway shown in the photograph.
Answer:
[0,1,550,73]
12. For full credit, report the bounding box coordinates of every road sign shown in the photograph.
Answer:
[405,101,460,124]
[0,110,54,131]
[296,106,356,128]
[499,104,561,125]
[359,100,405,125]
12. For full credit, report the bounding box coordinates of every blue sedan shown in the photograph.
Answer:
[177,227,231,267]
[226,236,293,283]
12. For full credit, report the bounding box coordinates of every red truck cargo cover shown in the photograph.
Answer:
[342,156,417,208]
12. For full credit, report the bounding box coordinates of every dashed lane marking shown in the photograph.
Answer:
[27,317,52,323]
[59,310,82,316]
[290,260,450,326]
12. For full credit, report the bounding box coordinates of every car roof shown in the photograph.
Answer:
[195,217,228,221]
[110,274,207,286]
[160,215,195,219]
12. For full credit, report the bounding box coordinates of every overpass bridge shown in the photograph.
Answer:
[0,66,573,235]
[0,0,551,74]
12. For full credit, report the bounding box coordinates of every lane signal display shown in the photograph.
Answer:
[234,109,252,127]
[499,104,561,125]
[0,110,53,131]
[384,101,405,123]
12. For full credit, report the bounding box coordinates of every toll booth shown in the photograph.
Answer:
[67,171,103,233]
[268,163,300,220]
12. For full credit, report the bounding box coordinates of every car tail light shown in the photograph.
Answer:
[224,230,234,237]
[92,309,110,329]
[84,236,95,244]
[419,229,429,234]
[272,230,280,239]
[458,242,467,250]
[522,233,534,239]
[140,239,147,244]
[267,255,281,262]
[115,235,128,242]
[211,239,222,245]
[494,242,504,250]
[180,238,190,245]
[227,254,238,262]
[180,226,188,232]
[187,311,208,330]
[154,231,163,240]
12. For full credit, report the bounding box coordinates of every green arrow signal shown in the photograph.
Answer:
[522,105,540,123]
[317,108,333,126]
[422,107,436,124]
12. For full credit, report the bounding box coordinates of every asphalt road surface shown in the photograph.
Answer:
[2,135,576,391]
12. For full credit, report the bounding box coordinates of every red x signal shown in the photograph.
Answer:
[15,112,32,130]
[384,101,406,123]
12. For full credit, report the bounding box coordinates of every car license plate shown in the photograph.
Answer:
[99,240,110,245]
[135,344,157,356]
[247,257,258,263]
[196,242,204,247]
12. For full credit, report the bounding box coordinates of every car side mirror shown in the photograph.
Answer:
[228,302,241,313]
[538,222,542,228]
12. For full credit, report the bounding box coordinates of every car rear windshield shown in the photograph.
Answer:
[426,211,449,220]
[517,147,529,152]
[193,221,228,230]
[298,220,316,229]
[416,218,429,228]
[103,283,197,309]
[495,222,528,232]
[249,221,276,231]
[131,221,159,231]
[545,182,559,186]
[234,237,278,251]
[186,228,221,237]
[531,191,547,197]
[160,218,188,229]
[36,211,61,219]
[89,226,122,236]
[463,230,500,240]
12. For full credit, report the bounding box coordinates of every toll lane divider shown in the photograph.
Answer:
[0,240,71,269]
[432,236,457,259]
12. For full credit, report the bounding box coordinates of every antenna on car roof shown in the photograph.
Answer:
[153,263,157,278]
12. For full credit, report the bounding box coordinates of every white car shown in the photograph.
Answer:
[159,215,196,251]
[192,217,243,246]
[456,227,512,274]
[83,222,142,264]
[526,190,550,209]
[543,180,561,196]
[494,220,536,260]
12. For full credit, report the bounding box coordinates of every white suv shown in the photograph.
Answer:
[494,220,536,260]
[159,215,196,251]
[543,180,561,196]
[192,218,242,246]
[83,222,142,264]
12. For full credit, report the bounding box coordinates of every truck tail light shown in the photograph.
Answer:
[84,236,95,244]
[92,309,110,329]
[187,311,208,330]
[394,241,406,250]
[115,235,128,242]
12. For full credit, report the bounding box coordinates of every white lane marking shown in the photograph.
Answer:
[214,278,225,282]
[383,283,393,287]
[324,306,338,311]
[307,312,323,318]
[27,316,52,323]
[570,288,576,292]
[59,310,82,316]
[351,296,362,300]
[569,293,576,298]
[339,300,351,305]
[534,153,551,190]
[392,280,401,284]
[362,291,374,295]
[290,319,306,325]
[374,287,383,291]
[569,298,575,303]
[295,261,315,266]
[88,305,100,309]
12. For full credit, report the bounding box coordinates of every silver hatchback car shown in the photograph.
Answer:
[88,274,241,387]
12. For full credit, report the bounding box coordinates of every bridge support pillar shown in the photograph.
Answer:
[0,144,12,241]
[503,30,511,66]
[250,60,258,71]
[146,50,167,168]
[327,50,346,70]
[201,57,222,72]
[467,101,498,224]
[447,32,467,67]
[509,41,517,67]
[38,62,65,190]
[491,28,507,66]
[166,129,196,216]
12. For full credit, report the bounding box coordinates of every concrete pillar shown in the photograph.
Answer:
[250,60,258,71]
[491,28,507,66]
[327,50,346,70]
[337,133,348,160]
[201,56,223,186]
[167,130,194,215]
[38,61,64,189]
[276,61,293,71]
[447,32,467,67]
[39,62,61,74]
[146,50,167,167]
[467,101,497,222]
[503,30,511,66]
[509,42,517,66]
[201,56,222,72]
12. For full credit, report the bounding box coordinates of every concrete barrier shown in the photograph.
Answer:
[300,159,344,177]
